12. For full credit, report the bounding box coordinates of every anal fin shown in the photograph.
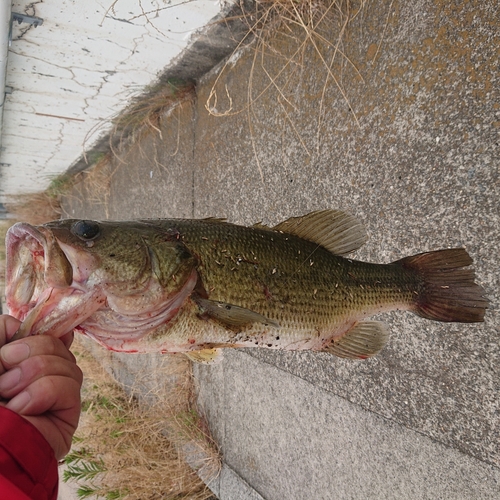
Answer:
[323,321,389,359]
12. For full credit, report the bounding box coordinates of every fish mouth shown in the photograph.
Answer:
[5,222,105,339]
[6,223,69,316]
[5,222,198,345]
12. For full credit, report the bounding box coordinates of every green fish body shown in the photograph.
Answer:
[5,211,487,361]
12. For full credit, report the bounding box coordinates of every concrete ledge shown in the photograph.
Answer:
[198,464,266,500]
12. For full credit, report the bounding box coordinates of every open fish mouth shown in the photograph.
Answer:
[6,222,106,339]
[6,223,71,317]
[5,221,199,345]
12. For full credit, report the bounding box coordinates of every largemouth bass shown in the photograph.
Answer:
[5,211,487,362]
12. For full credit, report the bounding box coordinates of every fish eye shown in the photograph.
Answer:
[71,220,101,241]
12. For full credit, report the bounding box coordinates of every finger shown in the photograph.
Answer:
[7,376,82,460]
[0,316,22,375]
[60,330,75,350]
[7,375,81,416]
[0,354,83,400]
[0,315,22,344]
[0,335,76,370]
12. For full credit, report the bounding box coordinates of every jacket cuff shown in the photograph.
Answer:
[0,406,58,500]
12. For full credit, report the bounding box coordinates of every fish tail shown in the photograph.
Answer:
[395,249,488,323]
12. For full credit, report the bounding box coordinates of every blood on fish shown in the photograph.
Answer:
[263,285,273,301]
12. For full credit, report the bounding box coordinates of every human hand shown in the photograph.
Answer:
[0,315,83,460]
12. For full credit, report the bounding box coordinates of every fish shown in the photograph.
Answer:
[4,210,488,362]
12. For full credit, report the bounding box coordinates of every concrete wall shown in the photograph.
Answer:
[1,0,222,198]
[63,0,499,497]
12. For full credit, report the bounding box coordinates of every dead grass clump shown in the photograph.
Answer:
[84,80,196,164]
[65,337,219,499]
[205,0,365,181]
[208,0,362,116]
[4,192,61,225]
[3,174,77,225]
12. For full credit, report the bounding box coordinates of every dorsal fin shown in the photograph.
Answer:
[202,217,227,223]
[252,222,270,230]
[272,210,367,256]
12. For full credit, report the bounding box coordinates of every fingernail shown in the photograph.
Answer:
[7,391,31,413]
[0,368,21,392]
[1,343,30,365]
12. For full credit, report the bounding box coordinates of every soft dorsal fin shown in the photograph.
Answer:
[272,210,367,256]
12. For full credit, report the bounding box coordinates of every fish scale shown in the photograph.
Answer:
[168,219,417,321]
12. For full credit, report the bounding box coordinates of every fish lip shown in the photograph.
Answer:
[5,223,46,318]
[6,221,45,251]
[6,222,46,284]
[6,222,73,318]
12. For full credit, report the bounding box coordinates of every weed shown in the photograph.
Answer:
[83,81,195,165]
[46,174,76,199]
[3,191,62,225]
[2,170,80,224]
[63,458,107,482]
[63,337,219,499]
[205,0,366,180]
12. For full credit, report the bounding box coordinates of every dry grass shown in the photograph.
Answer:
[65,337,219,499]
[84,80,195,165]
[4,192,62,225]
[205,0,366,179]
[78,153,114,207]
[207,0,364,116]
[2,173,78,225]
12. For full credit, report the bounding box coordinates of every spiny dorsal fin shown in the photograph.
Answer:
[252,222,270,230]
[272,210,367,256]
[323,321,389,359]
[202,217,227,223]
[184,348,223,364]
[195,297,280,328]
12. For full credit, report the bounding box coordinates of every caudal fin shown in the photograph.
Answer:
[395,249,488,323]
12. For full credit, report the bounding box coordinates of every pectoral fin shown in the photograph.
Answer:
[195,297,280,328]
[184,348,223,364]
[322,321,389,359]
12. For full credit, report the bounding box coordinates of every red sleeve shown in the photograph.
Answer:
[0,406,59,500]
